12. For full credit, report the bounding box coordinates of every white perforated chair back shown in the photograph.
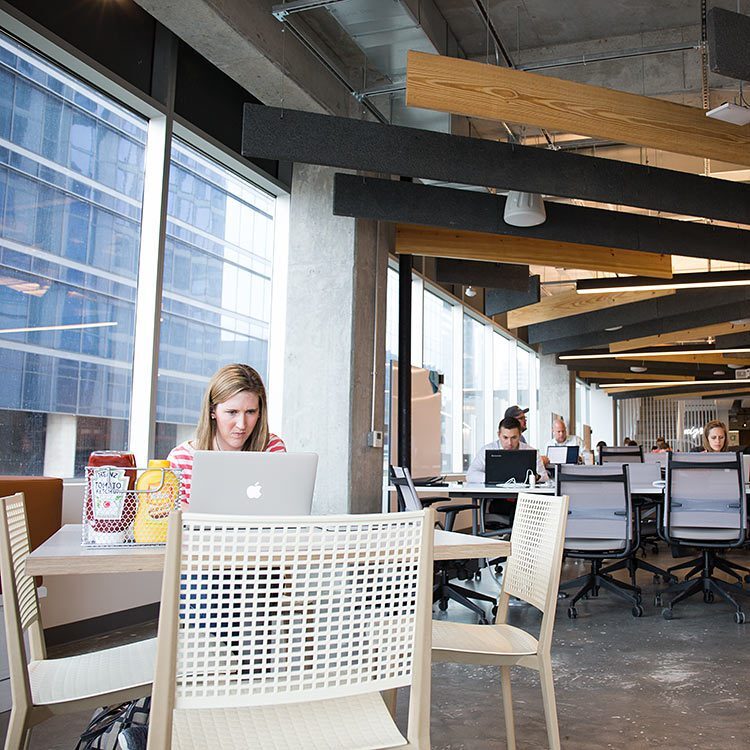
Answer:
[666,452,746,542]
[502,493,569,613]
[173,510,430,710]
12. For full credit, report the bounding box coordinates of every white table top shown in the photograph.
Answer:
[410,481,664,496]
[26,524,510,576]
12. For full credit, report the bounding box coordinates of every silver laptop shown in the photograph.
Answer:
[190,451,318,515]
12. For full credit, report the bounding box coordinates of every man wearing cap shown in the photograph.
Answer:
[466,415,547,484]
[505,405,529,444]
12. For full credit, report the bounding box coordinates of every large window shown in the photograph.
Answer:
[0,30,280,476]
[462,314,485,470]
[492,332,512,432]
[155,140,276,458]
[423,289,453,472]
[0,31,146,475]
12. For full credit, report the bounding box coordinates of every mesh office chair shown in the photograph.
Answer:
[598,445,644,464]
[557,464,643,618]
[658,452,748,623]
[391,466,496,623]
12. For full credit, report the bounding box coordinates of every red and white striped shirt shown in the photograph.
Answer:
[167,434,286,505]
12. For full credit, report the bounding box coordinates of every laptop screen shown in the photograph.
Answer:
[485,449,537,485]
[547,445,579,464]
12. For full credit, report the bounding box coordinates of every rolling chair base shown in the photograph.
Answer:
[561,559,644,618]
[658,550,749,623]
[433,568,496,624]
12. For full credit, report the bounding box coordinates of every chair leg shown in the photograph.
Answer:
[500,666,516,750]
[538,656,561,750]
[4,708,30,750]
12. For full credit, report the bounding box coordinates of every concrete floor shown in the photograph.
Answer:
[3,548,750,749]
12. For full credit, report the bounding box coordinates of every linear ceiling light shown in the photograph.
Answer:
[559,347,750,361]
[0,321,117,335]
[599,378,748,388]
[576,270,750,295]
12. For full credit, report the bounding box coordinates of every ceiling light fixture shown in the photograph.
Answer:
[629,366,648,373]
[503,191,546,227]
[706,102,750,126]
[714,370,726,376]
[604,325,623,332]
[576,269,750,295]
[0,321,118,335]
[465,285,477,298]
[600,378,747,389]
[559,347,750,361]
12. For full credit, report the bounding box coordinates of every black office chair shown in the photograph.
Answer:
[558,464,644,618]
[657,452,749,622]
[390,465,496,623]
[598,445,644,464]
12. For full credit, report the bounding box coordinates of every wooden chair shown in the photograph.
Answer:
[0,493,156,750]
[147,507,435,749]
[432,492,569,750]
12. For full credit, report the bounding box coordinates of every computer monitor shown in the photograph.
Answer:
[485,449,537,485]
[546,445,580,465]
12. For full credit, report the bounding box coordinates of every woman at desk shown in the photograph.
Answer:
[466,416,548,483]
[168,363,286,503]
[702,419,729,452]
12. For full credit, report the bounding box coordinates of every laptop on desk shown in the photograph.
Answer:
[190,451,318,515]
[546,445,579,465]
[485,449,537,486]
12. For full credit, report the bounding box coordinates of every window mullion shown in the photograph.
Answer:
[129,114,173,465]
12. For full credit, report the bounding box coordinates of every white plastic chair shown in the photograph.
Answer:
[147,508,435,749]
[0,493,156,750]
[431,492,569,750]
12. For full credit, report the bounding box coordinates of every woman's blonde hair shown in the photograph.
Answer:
[194,364,270,452]
[702,419,729,452]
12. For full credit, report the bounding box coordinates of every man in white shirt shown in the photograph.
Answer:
[542,418,584,467]
[466,416,548,484]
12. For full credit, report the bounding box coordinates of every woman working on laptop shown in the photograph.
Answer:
[702,419,729,452]
[168,363,286,502]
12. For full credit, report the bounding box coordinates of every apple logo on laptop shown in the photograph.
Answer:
[246,482,262,500]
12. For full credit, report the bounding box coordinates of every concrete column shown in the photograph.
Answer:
[538,354,575,440]
[282,164,386,515]
[43,414,77,478]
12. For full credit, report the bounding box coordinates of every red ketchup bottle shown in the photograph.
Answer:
[85,451,137,544]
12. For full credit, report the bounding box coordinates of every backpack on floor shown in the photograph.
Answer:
[75,696,150,750]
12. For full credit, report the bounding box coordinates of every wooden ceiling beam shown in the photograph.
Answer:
[609,321,750,352]
[405,51,750,165]
[507,289,674,329]
[578,371,694,382]
[394,225,673,278]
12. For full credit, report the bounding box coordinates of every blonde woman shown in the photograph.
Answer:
[168,364,285,502]
[702,420,729,453]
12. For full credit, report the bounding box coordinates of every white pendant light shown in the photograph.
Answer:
[504,191,546,227]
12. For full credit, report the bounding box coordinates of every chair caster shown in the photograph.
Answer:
[631,605,644,618]
[438,599,448,611]
[654,594,663,607]
[456,569,468,581]
[591,586,600,598]
[494,564,503,576]
[491,604,498,620]
[734,611,746,624]
[703,591,714,604]
[475,570,482,581]
[478,615,490,625]
[567,607,577,619]
[635,592,643,605]
[662,608,674,620]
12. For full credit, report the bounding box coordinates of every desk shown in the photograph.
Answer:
[412,481,664,497]
[26,524,510,576]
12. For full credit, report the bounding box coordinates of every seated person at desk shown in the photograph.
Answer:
[466,416,548,484]
[167,363,286,503]
[542,418,583,467]
[702,419,729,453]
[505,404,529,443]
